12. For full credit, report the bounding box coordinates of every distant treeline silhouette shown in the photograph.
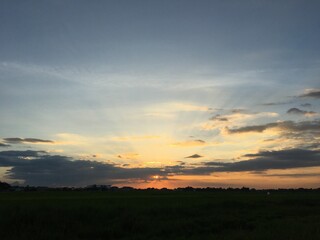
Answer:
[1,181,319,193]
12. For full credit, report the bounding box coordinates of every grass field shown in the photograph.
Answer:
[0,190,320,240]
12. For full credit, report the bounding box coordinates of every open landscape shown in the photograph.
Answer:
[1,1,320,239]
[1,189,320,240]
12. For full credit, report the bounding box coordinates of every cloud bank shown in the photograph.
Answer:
[287,108,316,116]
[227,120,320,135]
[0,150,165,186]
[299,89,320,99]
[1,148,319,186]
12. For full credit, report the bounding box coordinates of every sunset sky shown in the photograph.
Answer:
[0,0,319,188]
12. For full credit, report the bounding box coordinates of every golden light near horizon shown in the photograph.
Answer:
[152,175,160,180]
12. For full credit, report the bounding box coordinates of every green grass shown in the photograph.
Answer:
[0,191,320,239]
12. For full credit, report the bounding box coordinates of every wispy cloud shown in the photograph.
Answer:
[301,103,312,107]
[3,138,54,144]
[261,101,292,106]
[209,114,228,122]
[185,154,203,159]
[117,153,139,160]
[287,108,317,117]
[0,143,10,147]
[227,120,320,135]
[299,89,320,99]
[203,110,278,130]
[171,140,206,147]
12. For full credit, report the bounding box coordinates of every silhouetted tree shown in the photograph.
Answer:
[0,181,11,191]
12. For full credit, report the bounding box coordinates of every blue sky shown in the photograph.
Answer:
[0,0,319,188]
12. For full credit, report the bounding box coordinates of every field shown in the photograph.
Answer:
[0,190,320,240]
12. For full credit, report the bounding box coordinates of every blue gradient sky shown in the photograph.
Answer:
[0,0,319,188]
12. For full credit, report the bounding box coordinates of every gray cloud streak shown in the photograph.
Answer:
[0,143,10,147]
[209,114,228,122]
[3,138,54,144]
[227,120,320,134]
[299,90,320,99]
[185,154,203,159]
[287,108,316,116]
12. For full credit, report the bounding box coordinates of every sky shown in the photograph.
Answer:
[0,0,319,189]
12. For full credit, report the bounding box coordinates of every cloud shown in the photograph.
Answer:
[227,120,320,134]
[261,101,291,106]
[193,149,320,173]
[231,109,247,114]
[0,150,46,158]
[1,148,319,186]
[266,173,320,178]
[0,150,166,187]
[3,138,54,144]
[171,139,206,147]
[117,153,139,160]
[233,149,320,171]
[185,154,203,159]
[287,108,316,116]
[209,114,228,122]
[301,103,312,107]
[165,149,320,176]
[0,143,10,147]
[227,122,279,133]
[299,89,320,99]
[203,110,278,130]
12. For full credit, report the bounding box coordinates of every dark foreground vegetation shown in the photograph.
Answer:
[0,184,320,239]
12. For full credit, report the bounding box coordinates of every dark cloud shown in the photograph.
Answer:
[299,90,320,99]
[176,161,186,165]
[287,108,316,116]
[1,148,319,186]
[297,143,320,150]
[301,103,312,107]
[227,120,320,151]
[261,101,291,106]
[0,150,166,187]
[199,149,320,173]
[165,149,320,176]
[227,122,278,133]
[209,114,228,121]
[231,109,246,114]
[185,154,203,159]
[0,143,10,147]
[3,138,54,144]
[203,162,230,167]
[265,173,320,178]
[0,150,46,158]
[227,120,320,134]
